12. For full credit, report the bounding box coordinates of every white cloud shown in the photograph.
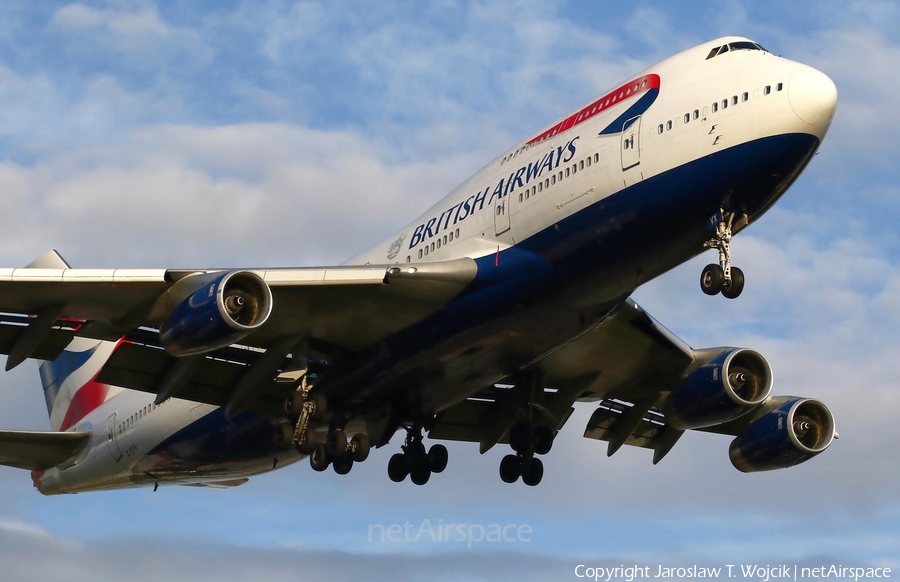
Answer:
[48,3,213,68]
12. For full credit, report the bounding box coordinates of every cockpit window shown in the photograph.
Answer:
[707,41,770,60]
[730,41,760,51]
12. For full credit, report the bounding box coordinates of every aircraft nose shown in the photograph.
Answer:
[788,67,838,126]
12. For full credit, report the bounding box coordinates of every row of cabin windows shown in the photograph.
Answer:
[656,82,784,135]
[517,152,600,203]
[417,228,461,259]
[118,401,161,434]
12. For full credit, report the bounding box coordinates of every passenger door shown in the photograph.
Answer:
[106,413,122,462]
[621,115,641,172]
[494,195,511,236]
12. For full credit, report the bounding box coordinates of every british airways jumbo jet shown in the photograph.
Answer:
[0,37,839,492]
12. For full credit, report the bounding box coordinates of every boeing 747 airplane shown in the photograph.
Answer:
[0,37,838,492]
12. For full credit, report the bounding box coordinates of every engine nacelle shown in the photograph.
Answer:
[664,348,772,430]
[729,398,836,472]
[159,270,273,357]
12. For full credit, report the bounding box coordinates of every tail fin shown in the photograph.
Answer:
[38,339,121,431]
[26,250,121,431]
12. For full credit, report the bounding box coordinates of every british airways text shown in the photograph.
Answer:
[408,136,580,249]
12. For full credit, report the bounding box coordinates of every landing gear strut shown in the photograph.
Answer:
[387,425,447,485]
[701,210,746,299]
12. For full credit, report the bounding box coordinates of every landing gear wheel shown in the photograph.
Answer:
[521,457,544,486]
[325,428,347,458]
[410,466,431,486]
[388,453,408,482]
[333,457,353,475]
[428,444,448,473]
[310,445,330,472]
[533,426,554,455]
[700,264,725,295]
[309,392,328,421]
[499,454,521,483]
[351,433,371,462]
[721,266,745,299]
[509,423,530,454]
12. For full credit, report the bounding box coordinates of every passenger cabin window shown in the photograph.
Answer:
[743,92,749,102]
[693,110,699,120]
[722,99,728,109]
[712,102,718,113]
[593,153,599,163]
[684,113,690,123]
[666,120,672,130]
[777,82,783,91]
[658,123,663,134]
[732,95,738,105]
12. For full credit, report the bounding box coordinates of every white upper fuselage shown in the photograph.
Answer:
[32,37,837,494]
[351,36,835,267]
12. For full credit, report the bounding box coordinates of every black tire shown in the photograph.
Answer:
[310,445,330,472]
[351,433,371,462]
[410,467,431,486]
[700,264,725,295]
[325,428,347,458]
[499,454,521,484]
[509,423,530,454]
[284,391,305,416]
[521,457,543,487]
[333,457,353,475]
[722,267,745,299]
[533,426,553,456]
[388,453,408,482]
[428,444,448,473]
[404,442,427,471]
[309,392,329,421]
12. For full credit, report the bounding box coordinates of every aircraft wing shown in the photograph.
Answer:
[0,255,477,352]
[429,298,699,459]
[0,251,478,415]
[0,430,90,470]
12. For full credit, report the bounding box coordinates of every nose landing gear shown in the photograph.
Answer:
[701,210,747,299]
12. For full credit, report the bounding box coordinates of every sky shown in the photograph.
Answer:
[0,1,898,580]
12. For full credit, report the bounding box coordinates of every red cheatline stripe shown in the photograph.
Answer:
[526,74,661,145]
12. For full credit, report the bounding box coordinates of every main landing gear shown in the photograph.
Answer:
[283,389,372,476]
[387,425,448,485]
[701,210,746,299]
[499,422,553,486]
[308,427,371,475]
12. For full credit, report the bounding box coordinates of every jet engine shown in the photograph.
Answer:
[729,398,836,472]
[159,270,273,357]
[664,348,772,430]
